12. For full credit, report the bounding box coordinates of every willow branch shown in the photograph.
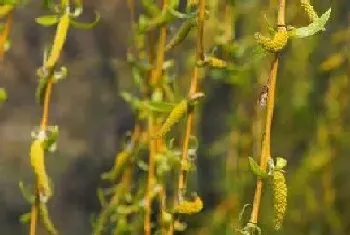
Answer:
[249,0,286,225]
[178,0,205,194]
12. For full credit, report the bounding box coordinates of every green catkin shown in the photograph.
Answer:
[255,30,288,53]
[166,18,197,52]
[300,0,319,22]
[272,170,287,230]
[39,202,58,235]
[155,99,188,138]
[44,13,70,69]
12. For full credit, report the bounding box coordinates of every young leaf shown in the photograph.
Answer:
[70,11,100,30]
[248,157,269,178]
[290,8,331,39]
[35,15,60,26]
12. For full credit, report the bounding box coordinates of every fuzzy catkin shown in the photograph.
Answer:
[174,196,203,214]
[30,140,52,199]
[155,100,188,138]
[272,170,287,230]
[300,0,318,22]
[255,30,288,53]
[44,13,70,69]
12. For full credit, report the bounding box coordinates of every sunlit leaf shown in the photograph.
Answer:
[290,8,331,39]
[35,15,60,26]
[70,11,100,30]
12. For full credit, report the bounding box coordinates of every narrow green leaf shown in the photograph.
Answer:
[97,188,106,207]
[290,8,331,39]
[70,11,100,30]
[35,15,60,26]
[142,101,175,113]
[18,181,35,203]
[248,157,269,178]
[0,88,7,101]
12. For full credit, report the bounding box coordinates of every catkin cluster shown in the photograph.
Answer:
[30,140,52,199]
[255,30,288,53]
[272,170,287,230]
[155,99,188,138]
[174,196,203,214]
[300,0,318,22]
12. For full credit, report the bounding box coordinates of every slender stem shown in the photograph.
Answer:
[249,0,286,225]
[178,0,205,194]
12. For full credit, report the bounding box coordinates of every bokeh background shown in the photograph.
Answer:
[0,0,349,234]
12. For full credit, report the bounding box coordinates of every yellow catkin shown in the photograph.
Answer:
[30,140,52,199]
[166,18,197,51]
[39,202,58,235]
[44,13,70,69]
[255,30,288,53]
[174,196,203,214]
[155,99,188,138]
[205,56,228,68]
[300,0,318,22]
[272,170,287,230]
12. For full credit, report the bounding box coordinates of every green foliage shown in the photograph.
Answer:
[290,8,332,39]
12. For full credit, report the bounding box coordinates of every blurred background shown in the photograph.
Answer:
[0,0,349,234]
